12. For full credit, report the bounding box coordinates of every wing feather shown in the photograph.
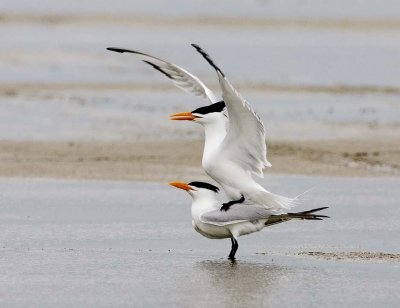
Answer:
[200,205,275,226]
[218,75,271,177]
[107,47,220,104]
[191,44,271,177]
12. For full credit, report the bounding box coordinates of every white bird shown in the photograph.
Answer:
[170,181,329,260]
[107,46,298,212]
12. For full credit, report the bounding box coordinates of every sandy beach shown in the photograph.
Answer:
[0,138,399,182]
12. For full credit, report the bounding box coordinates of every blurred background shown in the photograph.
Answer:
[1,0,399,141]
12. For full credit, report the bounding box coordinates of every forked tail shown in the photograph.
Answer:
[264,206,330,227]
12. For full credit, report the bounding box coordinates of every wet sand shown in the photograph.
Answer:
[0,177,399,306]
[297,251,400,262]
[3,12,400,31]
[0,138,399,181]
[3,81,400,95]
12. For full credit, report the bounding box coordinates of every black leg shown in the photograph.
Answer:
[221,194,245,211]
[228,237,239,261]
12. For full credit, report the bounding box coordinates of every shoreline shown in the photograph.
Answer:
[1,138,398,182]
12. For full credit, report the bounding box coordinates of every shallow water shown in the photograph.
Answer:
[0,176,399,306]
[1,89,399,141]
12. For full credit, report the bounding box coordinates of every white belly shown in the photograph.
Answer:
[229,220,267,237]
[192,220,231,239]
[192,219,267,239]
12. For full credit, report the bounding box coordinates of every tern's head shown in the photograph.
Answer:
[169,181,219,201]
[170,101,226,126]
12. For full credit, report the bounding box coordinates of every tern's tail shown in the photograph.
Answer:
[246,184,314,212]
[264,206,330,227]
[247,188,299,212]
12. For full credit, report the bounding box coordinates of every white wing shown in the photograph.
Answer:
[200,204,275,226]
[192,44,271,177]
[107,47,220,104]
[218,75,271,177]
[201,204,329,227]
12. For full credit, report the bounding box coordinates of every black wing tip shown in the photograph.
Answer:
[142,60,173,79]
[290,215,330,220]
[314,215,330,219]
[303,215,330,219]
[190,43,225,77]
[288,205,331,220]
[299,206,329,215]
[107,47,125,53]
[191,43,201,51]
[106,47,141,55]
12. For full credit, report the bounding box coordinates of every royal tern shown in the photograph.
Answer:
[106,45,298,211]
[170,181,329,260]
[172,44,301,211]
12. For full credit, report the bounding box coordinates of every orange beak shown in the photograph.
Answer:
[170,112,201,121]
[169,181,194,191]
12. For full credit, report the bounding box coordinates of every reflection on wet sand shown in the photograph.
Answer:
[191,260,292,306]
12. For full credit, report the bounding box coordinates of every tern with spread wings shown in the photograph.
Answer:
[107,45,298,212]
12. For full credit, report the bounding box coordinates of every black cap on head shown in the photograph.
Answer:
[192,101,225,115]
[188,181,220,193]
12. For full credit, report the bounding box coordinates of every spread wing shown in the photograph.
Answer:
[107,47,220,104]
[200,205,275,226]
[191,44,271,177]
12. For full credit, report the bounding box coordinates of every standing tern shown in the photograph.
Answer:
[170,181,329,260]
[106,45,298,211]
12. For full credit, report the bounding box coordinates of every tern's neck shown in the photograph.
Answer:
[202,121,227,161]
[191,196,219,219]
